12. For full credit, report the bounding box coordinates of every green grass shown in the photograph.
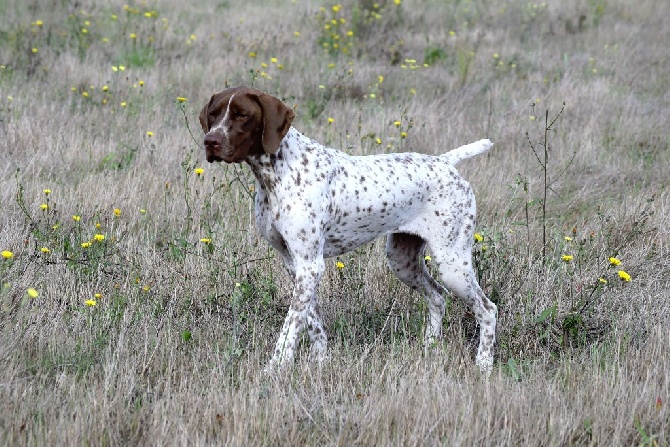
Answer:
[0,0,668,445]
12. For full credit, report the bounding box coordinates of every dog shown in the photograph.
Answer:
[199,86,497,372]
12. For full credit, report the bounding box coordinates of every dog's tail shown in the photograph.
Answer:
[441,139,493,165]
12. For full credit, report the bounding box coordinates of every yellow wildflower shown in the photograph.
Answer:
[609,257,621,266]
[561,255,573,262]
[93,234,105,242]
[40,203,48,210]
[1,250,13,259]
[177,97,187,103]
[43,189,51,195]
[72,215,81,222]
[194,167,204,176]
[81,242,92,248]
[40,247,50,254]
[146,131,154,137]
[113,208,121,217]
[336,261,345,269]
[474,233,484,242]
[85,299,97,307]
[618,270,631,281]
[200,238,212,244]
[424,255,432,262]
[27,288,39,298]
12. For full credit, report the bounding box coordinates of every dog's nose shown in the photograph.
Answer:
[204,133,222,148]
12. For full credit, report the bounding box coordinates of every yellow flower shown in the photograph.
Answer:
[94,293,102,299]
[138,80,145,87]
[194,167,204,176]
[327,117,335,124]
[598,278,607,284]
[618,270,631,281]
[375,137,382,145]
[176,97,187,103]
[40,247,50,254]
[474,233,483,242]
[378,75,384,83]
[393,120,401,127]
[72,215,81,222]
[609,257,621,266]
[113,208,121,217]
[35,20,43,26]
[85,299,97,307]
[248,51,257,58]
[93,234,105,242]
[27,288,39,298]
[270,57,278,63]
[336,261,345,269]
[1,250,13,259]
[120,101,127,107]
[81,241,92,248]
[102,85,109,92]
[129,33,137,39]
[200,238,212,244]
[146,131,154,137]
[332,4,341,12]
[424,255,432,262]
[564,236,573,242]
[40,203,48,210]
[32,48,38,53]
[400,131,407,138]
[294,31,301,37]
[43,189,51,195]
[561,255,573,262]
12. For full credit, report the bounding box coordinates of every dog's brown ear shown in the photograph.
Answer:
[257,93,295,154]
[199,97,212,133]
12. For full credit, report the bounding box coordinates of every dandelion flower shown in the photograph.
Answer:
[564,236,572,242]
[561,255,573,262]
[40,203,48,210]
[113,208,121,217]
[94,293,102,299]
[43,189,51,195]
[474,233,484,242]
[81,242,92,248]
[609,257,621,266]
[393,120,401,127]
[176,96,187,103]
[93,234,105,242]
[40,247,50,254]
[72,215,81,222]
[424,255,432,262]
[27,288,39,298]
[598,277,607,284]
[327,117,335,124]
[200,237,212,244]
[336,261,345,269]
[400,131,407,138]
[618,270,631,281]
[194,167,204,176]
[146,131,154,137]
[85,299,97,307]
[1,250,13,259]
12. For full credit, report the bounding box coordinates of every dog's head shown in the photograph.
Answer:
[199,86,295,163]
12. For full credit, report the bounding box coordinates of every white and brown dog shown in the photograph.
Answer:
[200,86,497,373]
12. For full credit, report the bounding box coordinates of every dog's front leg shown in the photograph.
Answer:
[266,256,326,371]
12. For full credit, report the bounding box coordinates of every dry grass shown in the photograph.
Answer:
[1,0,668,445]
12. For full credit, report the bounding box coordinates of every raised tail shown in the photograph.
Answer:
[440,139,493,165]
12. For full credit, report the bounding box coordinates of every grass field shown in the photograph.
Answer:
[1,0,668,445]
